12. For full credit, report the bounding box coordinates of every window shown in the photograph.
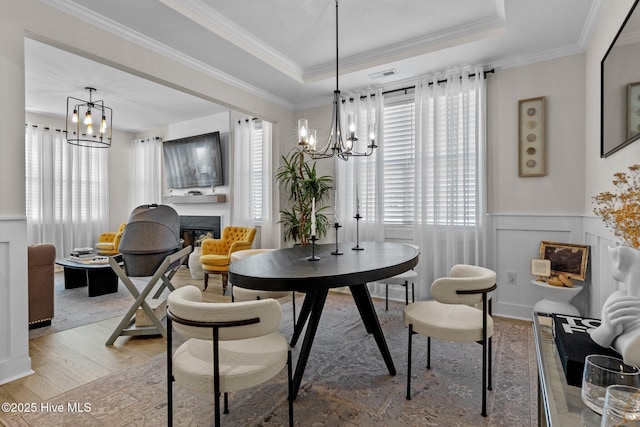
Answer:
[251,121,264,222]
[371,86,478,226]
[382,97,415,225]
[25,124,108,252]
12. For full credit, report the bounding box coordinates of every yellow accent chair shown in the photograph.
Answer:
[200,226,257,294]
[95,222,126,255]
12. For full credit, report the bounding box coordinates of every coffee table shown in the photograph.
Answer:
[56,258,119,297]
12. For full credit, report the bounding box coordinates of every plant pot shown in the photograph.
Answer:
[188,246,204,280]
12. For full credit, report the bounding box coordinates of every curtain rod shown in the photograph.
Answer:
[350,68,495,101]
[382,68,494,96]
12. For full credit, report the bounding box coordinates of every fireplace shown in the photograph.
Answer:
[179,216,221,250]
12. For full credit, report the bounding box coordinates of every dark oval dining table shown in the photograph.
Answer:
[228,241,419,399]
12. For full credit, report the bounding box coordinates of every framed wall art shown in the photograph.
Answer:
[539,241,590,281]
[518,96,546,177]
[627,82,640,140]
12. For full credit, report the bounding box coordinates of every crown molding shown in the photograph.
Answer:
[39,0,293,110]
[303,15,506,83]
[578,0,605,50]
[157,0,304,82]
[490,44,585,71]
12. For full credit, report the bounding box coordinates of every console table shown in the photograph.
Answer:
[533,312,602,426]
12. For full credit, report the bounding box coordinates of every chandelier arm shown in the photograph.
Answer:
[301,0,377,161]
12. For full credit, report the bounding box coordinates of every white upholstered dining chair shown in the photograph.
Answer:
[404,264,497,417]
[166,285,293,427]
[378,244,419,310]
[230,249,297,329]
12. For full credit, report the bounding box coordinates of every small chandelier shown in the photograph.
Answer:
[298,0,377,161]
[66,87,113,148]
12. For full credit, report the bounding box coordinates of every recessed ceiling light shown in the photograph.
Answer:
[368,69,398,80]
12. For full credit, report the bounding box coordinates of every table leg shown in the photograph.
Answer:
[290,289,316,347]
[291,288,328,400]
[349,284,396,376]
[63,267,87,289]
[87,268,118,297]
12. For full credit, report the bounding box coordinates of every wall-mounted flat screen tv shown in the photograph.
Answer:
[163,131,223,189]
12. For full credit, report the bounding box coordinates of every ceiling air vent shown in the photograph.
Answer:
[368,69,398,80]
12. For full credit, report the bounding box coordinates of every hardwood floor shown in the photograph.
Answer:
[0,317,166,405]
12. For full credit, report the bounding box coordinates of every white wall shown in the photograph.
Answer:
[140,112,233,227]
[0,0,293,384]
[585,0,640,212]
[487,54,586,215]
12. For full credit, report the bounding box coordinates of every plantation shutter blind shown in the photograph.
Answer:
[382,98,415,225]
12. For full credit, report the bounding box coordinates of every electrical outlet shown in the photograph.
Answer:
[506,271,516,285]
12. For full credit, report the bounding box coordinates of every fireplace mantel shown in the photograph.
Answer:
[163,194,226,204]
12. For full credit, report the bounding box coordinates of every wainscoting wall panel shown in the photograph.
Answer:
[339,214,618,322]
[488,214,624,321]
[583,216,619,319]
[489,214,587,320]
[0,217,32,385]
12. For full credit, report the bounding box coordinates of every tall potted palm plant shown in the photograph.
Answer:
[276,148,333,245]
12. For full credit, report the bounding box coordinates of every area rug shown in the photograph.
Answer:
[8,292,537,426]
[29,266,224,339]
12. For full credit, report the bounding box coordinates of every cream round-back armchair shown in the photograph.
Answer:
[230,249,297,330]
[166,285,293,427]
[378,244,420,310]
[404,264,497,417]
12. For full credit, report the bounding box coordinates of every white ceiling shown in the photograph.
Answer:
[26,0,602,133]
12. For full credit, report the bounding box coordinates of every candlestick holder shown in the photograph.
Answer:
[331,222,343,255]
[307,235,320,261]
[352,214,364,250]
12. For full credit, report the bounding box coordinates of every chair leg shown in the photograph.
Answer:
[214,392,221,427]
[203,272,209,291]
[481,292,488,417]
[488,336,493,390]
[488,298,493,391]
[406,323,413,400]
[167,316,174,427]
[482,337,487,417]
[287,350,293,427]
[411,282,415,303]
[223,392,229,414]
[427,337,431,369]
[404,280,409,305]
[385,285,389,310]
[291,291,297,330]
[221,273,228,295]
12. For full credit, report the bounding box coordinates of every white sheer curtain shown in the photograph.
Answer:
[259,121,278,248]
[233,118,277,247]
[413,67,487,299]
[25,124,108,256]
[335,89,384,245]
[131,137,162,206]
[232,118,253,227]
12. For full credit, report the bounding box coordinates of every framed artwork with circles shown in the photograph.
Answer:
[518,96,546,177]
[627,82,640,140]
